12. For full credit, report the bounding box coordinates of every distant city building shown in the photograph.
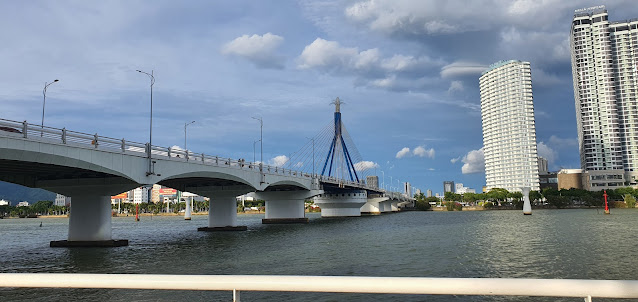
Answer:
[0,199,9,206]
[366,176,379,189]
[538,157,549,175]
[414,188,422,195]
[55,194,71,207]
[558,169,584,190]
[443,181,455,193]
[129,187,149,204]
[539,172,558,191]
[151,184,162,203]
[480,60,540,192]
[403,182,411,196]
[17,201,29,207]
[426,189,432,197]
[570,5,638,190]
[455,183,476,194]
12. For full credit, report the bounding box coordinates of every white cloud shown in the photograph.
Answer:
[395,147,411,159]
[440,61,487,78]
[413,146,435,158]
[448,81,464,94]
[269,155,289,167]
[461,148,485,174]
[222,33,285,69]
[537,142,557,164]
[354,160,379,171]
[428,168,435,171]
[450,157,460,164]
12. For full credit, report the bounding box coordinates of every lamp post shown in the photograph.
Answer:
[184,120,195,150]
[253,139,261,163]
[136,69,155,176]
[381,171,385,189]
[41,79,59,136]
[251,116,263,168]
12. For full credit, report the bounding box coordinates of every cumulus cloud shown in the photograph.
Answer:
[395,147,411,159]
[548,135,578,148]
[269,155,289,167]
[354,160,379,171]
[297,38,440,91]
[450,157,461,164]
[537,142,557,164]
[461,148,485,174]
[222,33,285,69]
[413,146,435,158]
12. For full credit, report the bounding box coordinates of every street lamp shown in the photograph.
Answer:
[381,171,385,189]
[253,139,261,163]
[136,69,155,176]
[251,116,263,168]
[41,79,59,136]
[184,120,195,150]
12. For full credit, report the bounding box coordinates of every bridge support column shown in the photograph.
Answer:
[44,180,134,248]
[361,197,389,215]
[380,200,392,213]
[391,201,399,212]
[198,194,247,231]
[254,190,323,224]
[314,190,367,217]
[50,195,128,247]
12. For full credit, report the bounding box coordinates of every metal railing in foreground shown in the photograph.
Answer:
[1,274,637,302]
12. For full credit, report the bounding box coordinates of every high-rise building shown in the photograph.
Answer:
[426,189,432,197]
[366,176,379,189]
[480,60,540,192]
[570,5,638,189]
[130,187,149,204]
[538,157,549,175]
[403,182,411,196]
[443,181,454,193]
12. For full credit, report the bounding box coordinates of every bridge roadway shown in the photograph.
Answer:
[0,118,412,246]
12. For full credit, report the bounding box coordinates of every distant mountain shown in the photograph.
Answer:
[0,181,56,205]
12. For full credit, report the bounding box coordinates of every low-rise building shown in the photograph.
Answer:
[557,169,583,190]
[539,172,558,190]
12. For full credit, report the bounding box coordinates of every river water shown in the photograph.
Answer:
[1,209,638,301]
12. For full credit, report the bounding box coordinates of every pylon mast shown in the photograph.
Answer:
[321,97,359,182]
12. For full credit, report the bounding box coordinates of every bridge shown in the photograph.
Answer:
[0,98,413,247]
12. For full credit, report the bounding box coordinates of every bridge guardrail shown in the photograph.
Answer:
[1,118,387,186]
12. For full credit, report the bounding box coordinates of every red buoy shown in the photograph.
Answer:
[603,190,610,214]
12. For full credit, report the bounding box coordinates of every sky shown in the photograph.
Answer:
[1,0,637,195]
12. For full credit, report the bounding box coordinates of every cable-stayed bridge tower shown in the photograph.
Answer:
[321,97,360,183]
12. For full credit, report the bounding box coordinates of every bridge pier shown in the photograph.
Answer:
[380,200,392,213]
[313,190,367,217]
[254,190,322,224]
[361,197,388,215]
[44,180,135,248]
[391,201,399,212]
[190,187,251,232]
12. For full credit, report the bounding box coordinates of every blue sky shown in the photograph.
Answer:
[1,1,636,195]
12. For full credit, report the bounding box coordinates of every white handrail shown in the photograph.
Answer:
[1,273,637,300]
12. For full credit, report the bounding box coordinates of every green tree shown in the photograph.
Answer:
[529,190,542,204]
[413,193,431,211]
[444,192,461,202]
[546,195,570,209]
[624,194,636,208]
[486,188,509,203]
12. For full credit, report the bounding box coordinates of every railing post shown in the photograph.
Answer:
[93,133,99,148]
[201,154,204,163]
[62,128,67,144]
[584,296,592,302]
[233,289,240,302]
[121,139,125,152]
[22,121,27,138]
[215,156,218,165]
[167,147,171,158]
[186,150,189,161]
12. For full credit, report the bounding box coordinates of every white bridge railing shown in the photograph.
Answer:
[0,118,401,194]
[1,273,637,301]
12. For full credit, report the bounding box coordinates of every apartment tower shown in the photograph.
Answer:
[570,5,638,189]
[479,60,540,192]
